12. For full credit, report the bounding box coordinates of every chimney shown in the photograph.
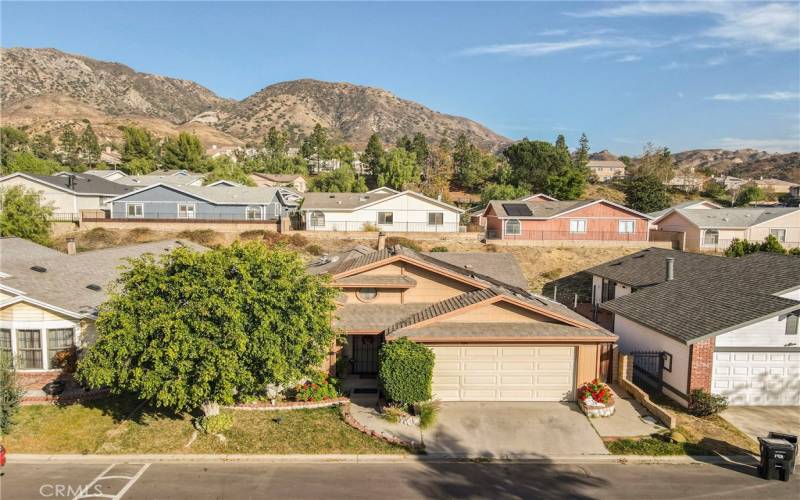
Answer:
[377,231,387,251]
[67,174,75,190]
[66,237,77,255]
[665,257,675,281]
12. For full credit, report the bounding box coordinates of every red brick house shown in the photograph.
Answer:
[483,199,652,242]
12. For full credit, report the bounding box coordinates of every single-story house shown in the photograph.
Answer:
[0,237,206,396]
[587,160,626,182]
[250,173,307,193]
[483,199,651,242]
[753,178,799,194]
[105,183,301,221]
[309,239,616,401]
[300,188,463,232]
[712,176,747,191]
[648,200,722,220]
[469,193,557,227]
[587,248,800,406]
[0,172,135,219]
[666,172,705,192]
[112,169,206,188]
[652,206,800,250]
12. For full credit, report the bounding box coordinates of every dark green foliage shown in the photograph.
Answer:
[4,152,61,175]
[376,148,420,190]
[59,126,80,167]
[454,134,492,190]
[76,243,339,414]
[310,164,367,192]
[688,389,728,417]
[575,133,589,169]
[80,123,101,165]
[197,413,234,434]
[362,134,384,179]
[201,157,255,186]
[307,244,324,256]
[0,354,23,434]
[378,338,434,406]
[607,436,704,456]
[301,124,332,173]
[0,127,29,168]
[735,184,765,206]
[122,126,157,162]
[0,185,54,245]
[263,126,289,160]
[480,183,528,205]
[161,132,205,170]
[624,175,670,213]
[725,235,789,256]
[503,137,587,199]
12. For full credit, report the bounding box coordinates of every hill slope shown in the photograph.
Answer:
[674,149,800,182]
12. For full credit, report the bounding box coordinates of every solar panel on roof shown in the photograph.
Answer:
[502,203,533,216]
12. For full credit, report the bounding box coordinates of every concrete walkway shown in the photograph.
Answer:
[722,407,800,442]
[589,385,667,438]
[348,393,422,445]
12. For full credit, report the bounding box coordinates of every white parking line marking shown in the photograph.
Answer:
[73,463,151,500]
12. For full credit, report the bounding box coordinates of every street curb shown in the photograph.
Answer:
[8,453,758,465]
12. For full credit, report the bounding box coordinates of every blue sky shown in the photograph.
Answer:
[2,1,799,154]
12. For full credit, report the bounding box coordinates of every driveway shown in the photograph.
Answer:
[722,406,800,442]
[421,402,608,458]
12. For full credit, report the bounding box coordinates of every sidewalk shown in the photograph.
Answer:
[347,393,422,445]
[589,384,667,438]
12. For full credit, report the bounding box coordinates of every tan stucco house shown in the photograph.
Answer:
[250,173,308,193]
[652,206,800,250]
[310,238,616,402]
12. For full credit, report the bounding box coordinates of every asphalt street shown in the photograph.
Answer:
[2,461,798,499]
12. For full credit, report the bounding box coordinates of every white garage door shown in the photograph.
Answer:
[430,346,576,402]
[712,351,800,406]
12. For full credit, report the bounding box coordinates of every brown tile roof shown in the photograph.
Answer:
[335,275,417,287]
[333,303,430,332]
[387,322,614,341]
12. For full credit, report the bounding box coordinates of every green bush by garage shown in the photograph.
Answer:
[378,337,434,407]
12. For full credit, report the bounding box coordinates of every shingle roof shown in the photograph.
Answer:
[114,172,205,187]
[334,304,430,332]
[300,191,395,210]
[387,322,613,341]
[420,252,529,290]
[20,173,135,195]
[648,200,721,219]
[112,184,294,205]
[252,173,304,182]
[670,207,799,228]
[0,238,207,316]
[487,199,596,218]
[599,251,800,344]
[586,247,725,288]
[335,275,417,287]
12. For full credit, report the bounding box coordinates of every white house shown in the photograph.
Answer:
[588,248,799,407]
[300,188,464,232]
[0,172,135,218]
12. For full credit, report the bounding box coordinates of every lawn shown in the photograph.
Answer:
[4,397,404,455]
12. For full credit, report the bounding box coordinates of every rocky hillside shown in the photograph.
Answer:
[1,48,509,151]
[213,79,509,150]
[674,149,800,182]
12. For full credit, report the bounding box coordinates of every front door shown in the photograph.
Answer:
[352,336,380,375]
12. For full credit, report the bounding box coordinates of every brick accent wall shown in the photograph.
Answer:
[17,371,70,391]
[687,337,715,392]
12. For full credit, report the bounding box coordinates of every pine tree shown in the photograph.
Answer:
[362,134,384,179]
[59,126,79,167]
[31,132,55,160]
[263,126,289,160]
[575,133,590,169]
[161,132,205,170]
[80,123,101,165]
[122,126,156,162]
[300,124,330,173]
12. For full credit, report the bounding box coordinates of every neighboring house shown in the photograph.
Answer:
[78,169,129,182]
[0,237,206,397]
[99,147,122,166]
[587,248,800,406]
[310,240,616,401]
[0,172,134,219]
[300,188,463,232]
[470,194,558,227]
[652,206,800,250]
[753,178,799,194]
[648,200,722,220]
[250,173,307,193]
[105,183,301,221]
[587,160,626,182]
[666,172,705,192]
[712,176,747,191]
[483,199,651,242]
[113,169,205,188]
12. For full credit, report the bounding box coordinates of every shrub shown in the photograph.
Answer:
[239,229,269,241]
[306,244,324,256]
[413,400,440,429]
[197,413,234,434]
[361,222,379,232]
[127,227,154,242]
[385,236,421,252]
[0,355,23,434]
[378,337,434,406]
[688,388,728,416]
[295,375,339,402]
[429,246,448,252]
[177,229,218,245]
[84,227,119,246]
[381,404,409,424]
[288,233,308,247]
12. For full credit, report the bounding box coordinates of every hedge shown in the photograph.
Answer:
[378,337,434,406]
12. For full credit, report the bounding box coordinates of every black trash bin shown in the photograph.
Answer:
[758,436,796,481]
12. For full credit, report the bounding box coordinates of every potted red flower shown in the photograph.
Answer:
[577,379,616,417]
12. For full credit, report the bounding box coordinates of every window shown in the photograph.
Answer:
[770,229,786,243]
[246,206,262,220]
[357,288,378,302]
[786,313,799,336]
[177,203,196,219]
[47,328,75,368]
[602,279,615,302]
[703,229,719,246]
[126,203,143,218]
[618,220,635,234]
[17,329,43,369]
[505,219,521,236]
[378,212,394,225]
[0,329,11,365]
[310,211,325,227]
[569,219,587,233]
[428,212,444,225]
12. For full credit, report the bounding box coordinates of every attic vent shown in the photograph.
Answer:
[30,266,47,273]
[86,284,102,292]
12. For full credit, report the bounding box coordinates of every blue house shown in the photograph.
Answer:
[106,183,301,221]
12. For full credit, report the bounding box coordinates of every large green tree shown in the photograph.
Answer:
[0,127,29,168]
[76,243,339,415]
[122,126,157,163]
[59,126,80,168]
[263,126,289,160]
[376,148,420,190]
[735,184,765,206]
[202,157,256,186]
[31,132,56,160]
[161,132,205,170]
[4,152,62,175]
[575,133,590,170]
[420,139,454,200]
[310,164,367,192]
[301,124,331,173]
[453,134,492,191]
[0,186,54,245]
[503,138,587,200]
[624,175,670,213]
[480,183,529,205]
[362,133,385,179]
[79,123,101,165]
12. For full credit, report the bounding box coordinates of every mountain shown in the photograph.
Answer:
[673,149,800,182]
[588,149,618,161]
[1,48,509,151]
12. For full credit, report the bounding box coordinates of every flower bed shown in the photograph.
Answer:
[578,379,615,418]
[225,397,349,411]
